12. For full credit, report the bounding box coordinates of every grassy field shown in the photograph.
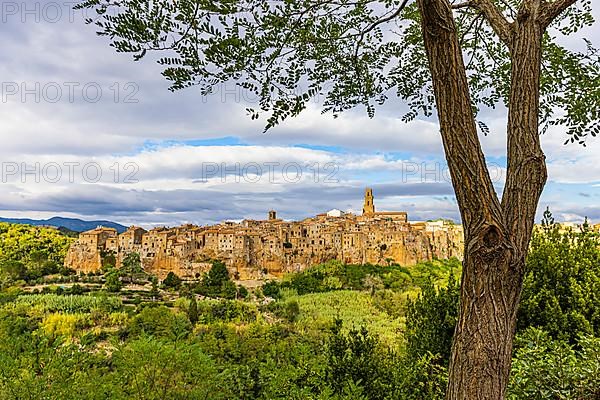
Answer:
[286,290,406,346]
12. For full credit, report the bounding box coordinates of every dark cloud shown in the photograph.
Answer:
[0,178,459,226]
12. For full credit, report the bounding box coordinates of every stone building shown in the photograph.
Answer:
[65,189,464,280]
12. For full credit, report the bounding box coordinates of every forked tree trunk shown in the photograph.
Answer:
[417,0,548,399]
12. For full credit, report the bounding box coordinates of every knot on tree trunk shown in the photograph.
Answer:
[470,224,511,265]
[483,225,502,247]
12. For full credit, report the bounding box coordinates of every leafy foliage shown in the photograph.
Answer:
[76,0,598,139]
[129,305,192,340]
[206,260,230,287]
[518,219,600,343]
[326,320,447,400]
[405,273,459,366]
[104,268,122,293]
[188,296,199,324]
[198,299,259,324]
[163,271,182,289]
[262,280,282,298]
[268,259,460,296]
[0,223,74,285]
[508,328,600,399]
[113,337,228,399]
[120,252,144,283]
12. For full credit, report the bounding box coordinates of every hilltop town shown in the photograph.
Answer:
[65,188,465,280]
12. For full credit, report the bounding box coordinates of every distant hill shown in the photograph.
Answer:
[0,217,127,233]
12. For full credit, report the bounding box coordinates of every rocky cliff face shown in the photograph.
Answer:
[64,241,103,274]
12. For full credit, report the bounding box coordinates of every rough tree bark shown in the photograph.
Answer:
[416,0,577,398]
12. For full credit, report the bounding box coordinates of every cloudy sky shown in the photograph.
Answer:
[0,1,598,228]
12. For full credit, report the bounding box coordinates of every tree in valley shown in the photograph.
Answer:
[199,260,236,298]
[120,252,143,283]
[105,268,122,293]
[77,0,598,398]
[163,271,182,289]
[188,296,199,325]
[205,261,230,288]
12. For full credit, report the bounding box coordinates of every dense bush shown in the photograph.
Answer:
[262,280,281,299]
[198,300,259,324]
[129,305,192,340]
[518,222,600,343]
[326,320,447,400]
[326,321,391,399]
[188,296,199,324]
[113,337,229,399]
[0,331,229,399]
[104,268,122,292]
[508,328,600,399]
[163,271,182,289]
[266,300,300,323]
[0,223,74,286]
[405,273,459,366]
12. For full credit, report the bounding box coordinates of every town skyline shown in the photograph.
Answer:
[66,188,464,281]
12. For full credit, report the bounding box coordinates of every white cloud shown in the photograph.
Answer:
[0,0,598,225]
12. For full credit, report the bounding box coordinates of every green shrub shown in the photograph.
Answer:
[267,300,300,323]
[200,300,259,324]
[188,297,198,325]
[405,273,459,366]
[221,280,237,299]
[262,281,281,299]
[326,321,447,400]
[508,328,600,399]
[326,321,386,398]
[112,337,229,399]
[129,306,191,340]
[163,272,182,289]
[518,221,600,343]
[104,268,122,293]
[206,260,230,288]
[237,285,249,299]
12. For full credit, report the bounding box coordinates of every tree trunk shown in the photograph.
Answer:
[417,0,548,399]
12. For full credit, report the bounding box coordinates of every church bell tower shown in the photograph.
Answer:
[362,188,375,215]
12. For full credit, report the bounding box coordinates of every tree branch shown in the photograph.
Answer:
[354,0,410,61]
[539,0,578,27]
[452,1,474,9]
[471,0,514,46]
[418,0,503,235]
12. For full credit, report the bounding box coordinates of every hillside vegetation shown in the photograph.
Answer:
[0,220,598,399]
[0,223,74,284]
